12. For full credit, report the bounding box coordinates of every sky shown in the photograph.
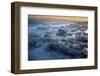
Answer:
[28,15,88,23]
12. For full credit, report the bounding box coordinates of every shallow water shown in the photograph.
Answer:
[28,23,88,61]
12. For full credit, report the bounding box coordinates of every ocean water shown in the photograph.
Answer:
[28,23,88,61]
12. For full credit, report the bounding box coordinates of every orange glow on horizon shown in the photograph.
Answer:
[29,15,88,23]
